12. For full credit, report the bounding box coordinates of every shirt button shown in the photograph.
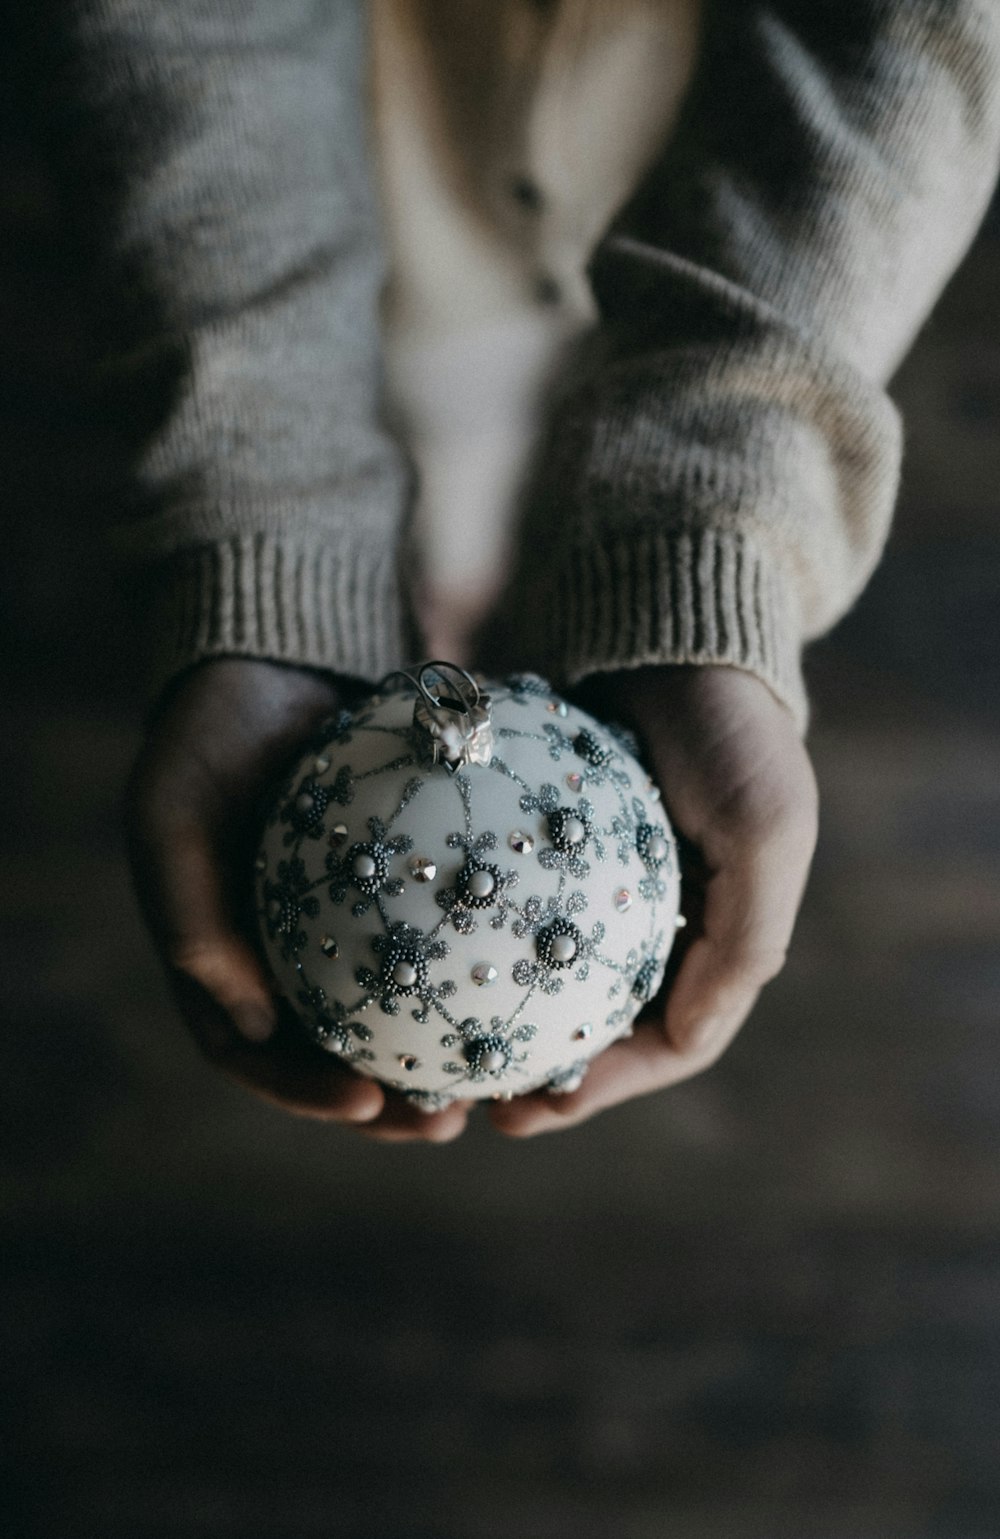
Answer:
[534,273,562,306]
[509,174,544,212]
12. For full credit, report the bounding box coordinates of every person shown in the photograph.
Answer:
[66,0,1000,1141]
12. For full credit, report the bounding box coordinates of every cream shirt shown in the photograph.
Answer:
[370,0,701,659]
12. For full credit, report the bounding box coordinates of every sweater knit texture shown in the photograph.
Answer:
[61,0,1000,724]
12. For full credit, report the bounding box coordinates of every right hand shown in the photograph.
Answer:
[125,658,471,1141]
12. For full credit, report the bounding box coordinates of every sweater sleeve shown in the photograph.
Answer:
[63,0,412,692]
[491,0,1000,727]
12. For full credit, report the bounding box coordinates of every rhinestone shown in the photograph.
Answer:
[467,869,496,899]
[675,913,688,929]
[547,700,569,717]
[614,888,633,913]
[353,853,377,880]
[392,959,419,988]
[648,834,669,864]
[562,815,586,845]
[409,855,437,883]
[398,1054,421,1072]
[550,933,577,964]
[471,962,498,987]
[254,853,267,872]
[295,791,314,814]
[329,822,349,847]
[320,935,339,958]
[565,771,584,793]
[313,755,331,775]
[508,830,534,855]
[573,1023,593,1041]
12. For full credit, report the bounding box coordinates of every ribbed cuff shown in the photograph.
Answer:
[489,527,808,732]
[147,534,413,696]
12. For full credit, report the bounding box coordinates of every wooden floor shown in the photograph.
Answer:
[2,62,999,1539]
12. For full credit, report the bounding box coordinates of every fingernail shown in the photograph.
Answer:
[230,1002,276,1043]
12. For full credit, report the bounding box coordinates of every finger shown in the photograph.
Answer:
[172,971,387,1122]
[663,811,814,1060]
[490,1021,686,1137]
[129,801,277,1041]
[358,1097,473,1144]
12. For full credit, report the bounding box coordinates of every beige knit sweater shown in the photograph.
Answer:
[66,0,1000,725]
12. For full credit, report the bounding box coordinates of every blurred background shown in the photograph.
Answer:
[2,20,999,1539]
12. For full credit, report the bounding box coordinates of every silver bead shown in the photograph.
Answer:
[550,933,577,964]
[565,771,584,793]
[320,935,339,958]
[471,962,498,987]
[312,755,331,775]
[508,829,534,855]
[392,959,418,988]
[614,888,633,913]
[398,1054,421,1072]
[467,869,496,899]
[409,855,437,883]
[329,823,349,847]
[353,853,377,880]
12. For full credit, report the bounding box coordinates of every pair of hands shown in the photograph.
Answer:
[126,658,817,1141]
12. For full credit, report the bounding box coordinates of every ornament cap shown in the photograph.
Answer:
[394,660,495,772]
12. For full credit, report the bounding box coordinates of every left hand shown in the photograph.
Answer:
[490,665,818,1137]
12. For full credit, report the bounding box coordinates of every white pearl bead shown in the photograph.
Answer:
[353,853,377,879]
[481,1049,506,1073]
[468,869,495,899]
[649,834,668,863]
[550,933,577,963]
[563,816,585,845]
[392,960,418,988]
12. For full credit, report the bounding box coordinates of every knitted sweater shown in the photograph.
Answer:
[65,0,1000,724]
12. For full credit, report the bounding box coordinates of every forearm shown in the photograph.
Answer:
[62,0,411,688]
[491,0,1000,725]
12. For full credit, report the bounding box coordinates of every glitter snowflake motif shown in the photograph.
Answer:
[296,991,375,1058]
[436,836,520,935]
[511,913,606,996]
[261,857,320,960]
[503,672,553,701]
[326,815,413,916]
[439,1014,538,1081]
[355,922,451,1017]
[538,799,604,876]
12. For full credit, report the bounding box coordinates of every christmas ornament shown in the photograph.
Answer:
[256,663,683,1110]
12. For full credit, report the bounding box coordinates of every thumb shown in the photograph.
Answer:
[129,810,276,1046]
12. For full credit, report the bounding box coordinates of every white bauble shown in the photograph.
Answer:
[255,666,682,1110]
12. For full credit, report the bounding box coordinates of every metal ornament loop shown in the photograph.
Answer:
[387,660,494,773]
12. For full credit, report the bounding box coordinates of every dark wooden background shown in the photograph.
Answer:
[2,23,999,1539]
